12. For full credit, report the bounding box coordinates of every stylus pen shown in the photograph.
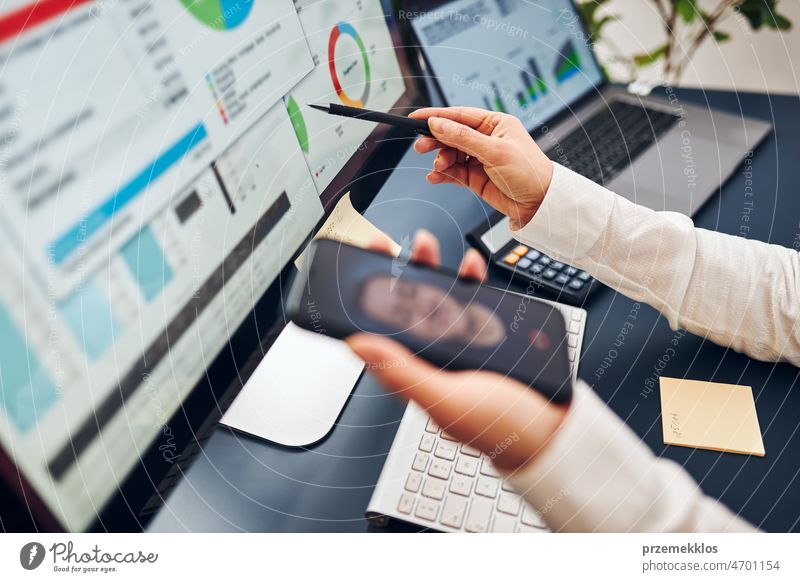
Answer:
[308,103,433,137]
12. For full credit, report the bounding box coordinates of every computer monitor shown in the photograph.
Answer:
[407,0,605,132]
[0,0,423,531]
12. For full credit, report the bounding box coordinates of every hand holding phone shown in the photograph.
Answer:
[287,239,573,404]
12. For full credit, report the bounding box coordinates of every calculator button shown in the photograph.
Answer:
[566,266,579,276]
[517,257,532,269]
[550,261,564,271]
[538,256,551,266]
[530,263,544,275]
[503,253,520,266]
[525,250,541,261]
[568,279,585,291]
[512,244,529,256]
[555,274,570,285]
[542,268,557,280]
[578,271,591,281]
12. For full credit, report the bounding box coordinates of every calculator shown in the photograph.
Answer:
[466,212,599,305]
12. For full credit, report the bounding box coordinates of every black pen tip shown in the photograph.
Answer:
[308,103,329,112]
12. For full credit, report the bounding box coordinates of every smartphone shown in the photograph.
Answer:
[287,239,573,403]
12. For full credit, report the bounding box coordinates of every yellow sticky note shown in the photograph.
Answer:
[659,377,765,456]
[295,192,401,269]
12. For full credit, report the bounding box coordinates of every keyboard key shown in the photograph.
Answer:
[397,493,414,514]
[568,347,576,363]
[434,440,458,461]
[512,244,529,256]
[497,492,521,516]
[501,480,517,492]
[475,476,499,498]
[460,443,482,457]
[571,309,583,321]
[405,472,422,493]
[517,257,532,269]
[455,456,479,477]
[568,320,581,334]
[521,505,547,528]
[568,279,585,291]
[422,478,446,500]
[412,452,429,472]
[503,252,520,266]
[568,334,578,348]
[465,497,494,532]
[491,513,517,533]
[419,433,435,452]
[440,496,468,529]
[525,249,541,261]
[555,274,570,285]
[440,431,459,442]
[480,458,500,478]
[429,459,453,480]
[425,418,440,433]
[415,498,440,522]
[449,474,473,497]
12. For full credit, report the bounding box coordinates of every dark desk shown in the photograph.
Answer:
[149,88,800,533]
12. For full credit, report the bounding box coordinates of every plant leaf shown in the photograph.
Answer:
[676,0,697,24]
[713,30,731,42]
[633,44,667,66]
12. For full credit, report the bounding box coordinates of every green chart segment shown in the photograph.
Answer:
[179,0,253,31]
[286,95,309,154]
[555,40,582,83]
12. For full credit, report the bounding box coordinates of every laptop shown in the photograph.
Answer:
[405,0,771,219]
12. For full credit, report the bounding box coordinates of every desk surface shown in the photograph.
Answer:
[149,88,800,533]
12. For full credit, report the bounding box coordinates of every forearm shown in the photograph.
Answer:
[513,163,800,366]
[502,382,758,532]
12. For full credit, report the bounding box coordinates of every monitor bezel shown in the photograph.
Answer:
[0,2,428,532]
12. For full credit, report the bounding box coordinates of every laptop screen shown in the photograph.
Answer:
[409,0,605,131]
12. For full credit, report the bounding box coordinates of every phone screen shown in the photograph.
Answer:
[289,240,572,403]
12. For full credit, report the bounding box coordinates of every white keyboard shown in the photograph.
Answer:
[366,300,587,532]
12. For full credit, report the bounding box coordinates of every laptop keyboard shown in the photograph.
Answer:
[394,306,586,532]
[549,100,679,184]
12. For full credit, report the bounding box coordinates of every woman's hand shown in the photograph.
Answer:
[410,107,554,230]
[345,231,568,471]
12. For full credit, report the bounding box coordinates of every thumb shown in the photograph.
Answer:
[345,333,448,402]
[428,117,493,160]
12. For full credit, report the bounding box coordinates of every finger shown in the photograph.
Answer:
[428,117,494,160]
[433,147,459,172]
[458,248,488,282]
[366,233,398,256]
[410,107,499,135]
[345,333,446,400]
[414,137,445,153]
[410,229,441,268]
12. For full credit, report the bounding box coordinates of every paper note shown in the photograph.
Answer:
[295,192,401,269]
[659,377,764,456]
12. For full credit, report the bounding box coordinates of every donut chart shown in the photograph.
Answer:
[328,21,371,107]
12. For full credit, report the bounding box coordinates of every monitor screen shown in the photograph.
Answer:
[0,0,418,531]
[409,0,605,131]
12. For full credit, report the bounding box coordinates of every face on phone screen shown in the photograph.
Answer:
[358,275,506,348]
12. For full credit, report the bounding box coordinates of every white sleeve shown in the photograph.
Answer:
[502,381,758,532]
[513,163,800,366]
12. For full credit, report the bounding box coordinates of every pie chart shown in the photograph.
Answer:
[328,21,371,108]
[179,0,253,31]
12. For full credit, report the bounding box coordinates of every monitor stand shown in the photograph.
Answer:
[220,322,364,447]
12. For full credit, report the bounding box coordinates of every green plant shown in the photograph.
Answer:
[577,0,793,83]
